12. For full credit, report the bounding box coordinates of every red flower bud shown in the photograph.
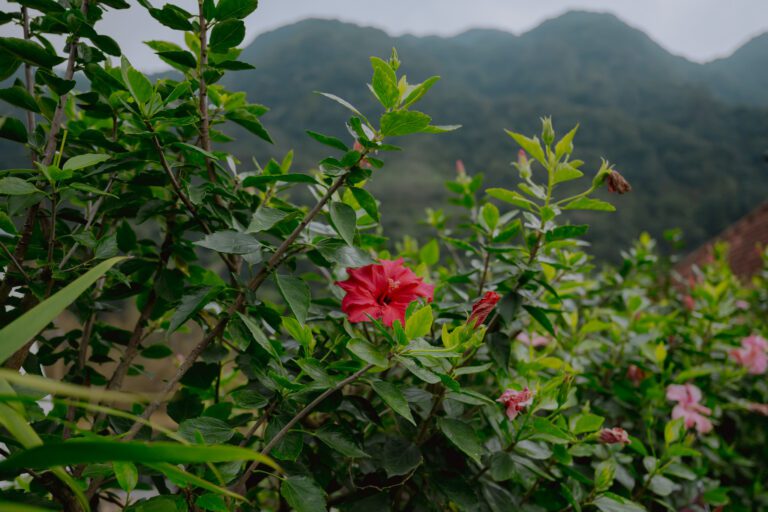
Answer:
[468,291,501,328]
[598,427,629,444]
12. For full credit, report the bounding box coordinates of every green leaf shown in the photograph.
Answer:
[0,37,65,67]
[316,92,369,124]
[592,493,646,512]
[157,50,197,69]
[195,493,228,512]
[405,305,433,340]
[370,56,399,108]
[370,380,415,425]
[210,20,245,52]
[178,417,234,444]
[402,76,440,108]
[572,413,604,435]
[225,109,273,143]
[545,225,589,243]
[350,187,379,222]
[282,316,315,355]
[0,502,57,512]
[237,313,280,361]
[487,188,536,210]
[120,56,153,107]
[481,202,500,231]
[0,116,27,143]
[216,0,258,19]
[281,476,326,512]
[347,338,388,368]
[0,85,39,113]
[552,163,583,185]
[148,4,193,30]
[91,34,122,57]
[241,173,315,187]
[505,130,545,164]
[329,201,357,246]
[523,305,556,337]
[167,287,221,336]
[315,427,369,458]
[0,176,40,196]
[0,440,279,473]
[555,124,578,159]
[63,153,111,171]
[194,231,261,254]
[140,344,173,359]
[275,274,310,325]
[0,257,126,365]
[419,239,439,266]
[113,461,138,493]
[306,130,348,152]
[438,418,484,463]
[246,207,288,233]
[562,197,615,212]
[380,111,431,136]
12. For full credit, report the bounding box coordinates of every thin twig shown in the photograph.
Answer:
[233,363,375,493]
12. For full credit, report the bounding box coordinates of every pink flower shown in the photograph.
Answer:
[598,427,629,445]
[516,332,549,348]
[747,403,768,416]
[666,384,713,434]
[468,291,501,328]
[626,365,646,386]
[497,387,533,421]
[729,334,768,375]
[336,259,434,327]
[352,140,372,169]
[735,300,750,311]
[455,159,466,176]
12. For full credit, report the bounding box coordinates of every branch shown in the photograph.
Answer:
[145,123,238,275]
[233,363,375,493]
[123,171,353,440]
[196,0,216,184]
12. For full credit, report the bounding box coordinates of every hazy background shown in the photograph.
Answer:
[3,0,768,70]
[2,0,768,259]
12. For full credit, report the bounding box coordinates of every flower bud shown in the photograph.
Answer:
[541,116,555,146]
[468,291,501,328]
[598,427,629,444]
[605,170,631,194]
[516,149,532,180]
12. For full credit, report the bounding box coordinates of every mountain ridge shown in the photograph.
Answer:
[221,13,768,259]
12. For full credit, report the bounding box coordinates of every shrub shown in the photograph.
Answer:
[0,2,766,511]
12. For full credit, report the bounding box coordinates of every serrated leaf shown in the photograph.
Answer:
[246,207,288,233]
[438,418,484,463]
[329,201,356,246]
[370,380,415,425]
[275,274,310,325]
[281,476,326,512]
[63,153,111,171]
[380,110,431,136]
[194,231,261,254]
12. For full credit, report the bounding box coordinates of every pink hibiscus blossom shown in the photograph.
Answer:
[747,403,768,416]
[598,427,630,445]
[729,334,768,375]
[336,259,434,327]
[666,384,713,434]
[497,387,534,421]
[516,332,549,348]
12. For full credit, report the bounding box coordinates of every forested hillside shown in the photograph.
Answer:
[218,11,768,258]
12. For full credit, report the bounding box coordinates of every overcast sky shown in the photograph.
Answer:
[3,0,768,72]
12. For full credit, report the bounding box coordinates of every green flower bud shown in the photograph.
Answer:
[541,116,555,146]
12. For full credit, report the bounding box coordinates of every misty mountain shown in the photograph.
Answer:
[219,11,768,258]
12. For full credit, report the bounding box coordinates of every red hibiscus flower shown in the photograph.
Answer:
[336,258,434,327]
[468,291,501,327]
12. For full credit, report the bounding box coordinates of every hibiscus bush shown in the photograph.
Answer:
[1,2,767,511]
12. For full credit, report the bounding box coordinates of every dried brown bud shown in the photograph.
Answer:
[606,170,631,194]
[598,427,630,444]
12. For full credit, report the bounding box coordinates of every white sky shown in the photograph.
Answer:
[2,0,767,72]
